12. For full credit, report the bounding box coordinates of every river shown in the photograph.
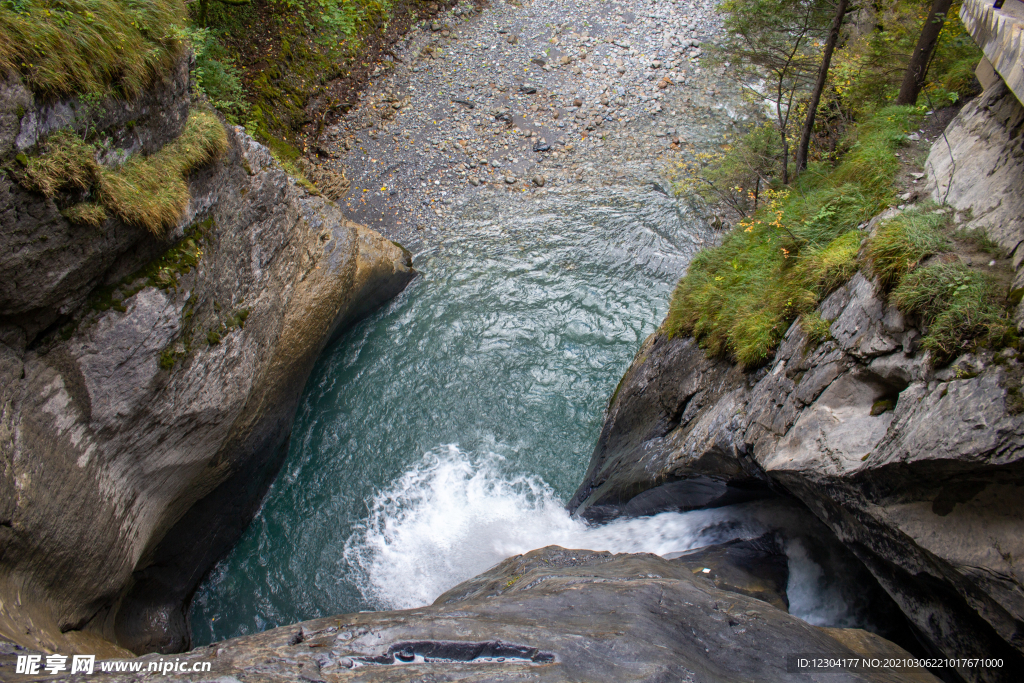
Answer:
[188,0,870,646]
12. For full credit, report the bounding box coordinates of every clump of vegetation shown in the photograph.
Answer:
[19,130,97,195]
[671,123,781,217]
[194,0,395,146]
[829,0,981,116]
[206,307,250,345]
[61,202,108,226]
[801,311,833,345]
[866,210,950,289]
[0,0,185,96]
[892,262,1015,363]
[664,106,916,366]
[18,110,227,235]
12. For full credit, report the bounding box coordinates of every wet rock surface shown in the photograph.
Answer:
[16,547,938,683]
[571,270,1024,682]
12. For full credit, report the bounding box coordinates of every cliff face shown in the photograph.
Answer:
[570,86,1024,683]
[0,62,415,655]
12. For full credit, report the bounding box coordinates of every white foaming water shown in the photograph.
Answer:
[785,539,863,628]
[343,445,769,611]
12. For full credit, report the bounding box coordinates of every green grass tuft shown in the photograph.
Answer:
[801,311,833,346]
[664,107,918,367]
[0,0,185,96]
[21,131,97,196]
[891,263,1016,364]
[98,109,228,234]
[61,202,108,226]
[866,209,950,289]
[19,109,227,236]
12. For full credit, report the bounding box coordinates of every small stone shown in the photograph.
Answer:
[573,97,583,107]
[652,60,662,68]
[505,175,517,184]
[431,21,442,31]
[532,175,546,187]
[469,177,480,186]
[520,84,538,94]
[533,141,552,152]
[559,55,571,65]
[531,57,546,67]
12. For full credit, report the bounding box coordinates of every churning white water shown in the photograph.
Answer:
[342,445,862,628]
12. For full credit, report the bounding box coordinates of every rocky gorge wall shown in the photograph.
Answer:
[0,60,415,656]
[569,82,1024,683]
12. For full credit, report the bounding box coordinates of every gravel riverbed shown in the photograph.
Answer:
[318,0,752,248]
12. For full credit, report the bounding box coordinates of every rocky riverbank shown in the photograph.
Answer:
[316,0,747,247]
[2,545,942,683]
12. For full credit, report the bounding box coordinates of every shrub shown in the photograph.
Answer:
[866,209,950,289]
[891,263,1015,363]
[664,107,917,366]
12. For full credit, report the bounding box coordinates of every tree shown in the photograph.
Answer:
[896,0,954,105]
[719,0,834,184]
[795,0,850,173]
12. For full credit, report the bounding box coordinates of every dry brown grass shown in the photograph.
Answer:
[0,0,185,96]
[20,109,227,235]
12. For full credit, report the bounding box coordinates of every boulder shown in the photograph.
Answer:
[30,547,939,683]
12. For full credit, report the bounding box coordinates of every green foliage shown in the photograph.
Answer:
[88,216,213,318]
[715,0,833,182]
[663,106,917,366]
[866,209,950,289]
[672,123,782,216]
[185,26,249,123]
[829,0,982,116]
[20,130,97,196]
[18,110,228,236]
[99,110,228,234]
[61,202,107,226]
[939,56,982,101]
[0,0,185,96]
[801,310,833,345]
[197,0,393,144]
[892,263,1015,363]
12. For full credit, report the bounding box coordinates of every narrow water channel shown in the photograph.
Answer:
[190,186,713,643]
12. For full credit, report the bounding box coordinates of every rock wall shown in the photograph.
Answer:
[568,83,1024,683]
[924,80,1024,327]
[570,271,1024,683]
[0,65,415,655]
[16,545,939,683]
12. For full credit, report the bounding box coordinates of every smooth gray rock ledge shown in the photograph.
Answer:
[3,547,941,683]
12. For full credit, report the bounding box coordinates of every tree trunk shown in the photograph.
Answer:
[896,0,954,105]
[796,0,849,173]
